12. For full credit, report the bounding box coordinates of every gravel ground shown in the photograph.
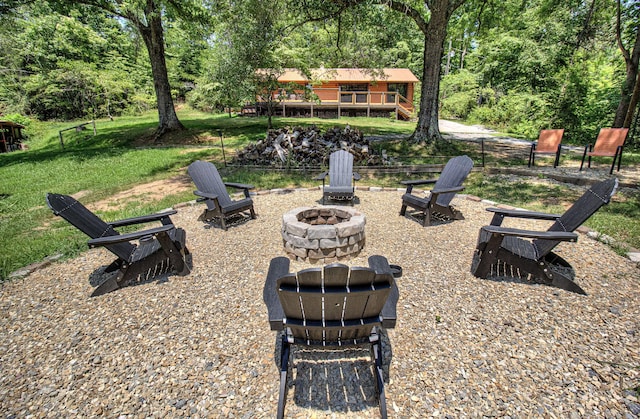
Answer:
[1,188,639,418]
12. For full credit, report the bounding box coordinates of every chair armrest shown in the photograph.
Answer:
[314,171,328,180]
[224,183,254,199]
[88,225,175,247]
[381,281,399,329]
[482,225,578,241]
[400,178,438,194]
[368,255,399,329]
[353,172,361,181]
[194,190,219,201]
[486,207,561,221]
[400,178,438,186]
[263,257,290,331]
[224,182,254,190]
[431,185,465,195]
[368,255,393,275]
[109,210,177,228]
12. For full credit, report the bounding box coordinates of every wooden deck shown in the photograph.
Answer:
[251,89,415,120]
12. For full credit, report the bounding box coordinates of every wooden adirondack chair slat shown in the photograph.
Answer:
[187,160,256,230]
[263,255,400,418]
[46,193,191,297]
[400,155,474,226]
[471,178,618,295]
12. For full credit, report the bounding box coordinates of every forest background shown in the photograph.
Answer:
[0,0,639,147]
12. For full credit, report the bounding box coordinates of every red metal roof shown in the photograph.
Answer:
[277,68,419,83]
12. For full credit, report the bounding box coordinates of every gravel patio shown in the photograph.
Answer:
[1,187,639,418]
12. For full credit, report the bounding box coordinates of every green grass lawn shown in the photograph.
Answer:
[0,108,637,280]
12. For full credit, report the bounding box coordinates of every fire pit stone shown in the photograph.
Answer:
[282,206,365,263]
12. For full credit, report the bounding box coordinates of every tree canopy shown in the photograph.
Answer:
[0,0,638,146]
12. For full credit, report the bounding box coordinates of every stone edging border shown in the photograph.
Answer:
[9,186,638,281]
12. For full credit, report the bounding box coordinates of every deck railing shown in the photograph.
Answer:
[274,88,414,115]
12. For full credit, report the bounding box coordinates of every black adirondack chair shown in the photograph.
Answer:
[314,150,360,204]
[263,255,400,419]
[187,160,256,230]
[470,178,618,295]
[46,193,191,297]
[399,155,474,226]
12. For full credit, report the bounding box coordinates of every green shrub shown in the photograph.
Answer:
[468,92,551,138]
[468,106,495,126]
[440,91,477,119]
[440,70,479,119]
[2,113,31,127]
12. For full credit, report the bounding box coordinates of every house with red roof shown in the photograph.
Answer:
[251,68,419,120]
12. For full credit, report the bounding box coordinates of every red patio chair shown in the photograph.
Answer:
[580,128,628,174]
[528,129,564,168]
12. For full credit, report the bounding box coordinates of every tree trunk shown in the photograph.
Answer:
[266,96,274,129]
[445,38,452,76]
[613,4,640,127]
[410,0,450,144]
[624,71,640,128]
[613,46,640,127]
[137,2,184,139]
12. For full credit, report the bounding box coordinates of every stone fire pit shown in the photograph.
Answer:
[282,206,366,263]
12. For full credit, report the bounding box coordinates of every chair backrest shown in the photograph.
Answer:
[433,155,474,207]
[533,178,618,256]
[328,150,354,188]
[592,128,628,155]
[536,129,564,152]
[46,193,135,260]
[187,160,233,209]
[277,263,392,346]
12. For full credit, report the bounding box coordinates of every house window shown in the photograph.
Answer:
[341,84,369,92]
[340,83,369,103]
[387,83,408,103]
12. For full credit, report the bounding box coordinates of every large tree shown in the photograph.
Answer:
[74,1,184,138]
[206,0,309,129]
[50,0,208,138]
[293,0,465,144]
[613,0,640,128]
[397,0,466,144]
